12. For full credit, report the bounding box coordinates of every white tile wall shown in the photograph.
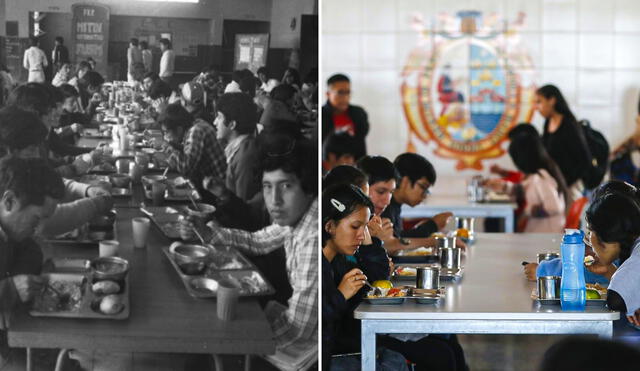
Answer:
[323,0,640,175]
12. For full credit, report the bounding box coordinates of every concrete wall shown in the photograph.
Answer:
[270,0,317,49]
[322,0,640,179]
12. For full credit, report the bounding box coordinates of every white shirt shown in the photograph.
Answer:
[609,238,640,316]
[520,169,566,233]
[23,46,48,71]
[159,49,175,78]
[224,81,241,93]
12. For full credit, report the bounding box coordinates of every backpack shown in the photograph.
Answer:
[579,119,609,190]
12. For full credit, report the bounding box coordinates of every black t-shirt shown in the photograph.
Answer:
[542,117,591,187]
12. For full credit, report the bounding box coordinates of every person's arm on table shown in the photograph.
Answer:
[37,196,113,237]
[265,233,318,349]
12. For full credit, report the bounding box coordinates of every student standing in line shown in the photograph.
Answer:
[127,38,143,83]
[140,40,153,74]
[23,37,48,83]
[51,36,69,77]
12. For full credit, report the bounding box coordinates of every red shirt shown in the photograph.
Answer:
[332,112,356,136]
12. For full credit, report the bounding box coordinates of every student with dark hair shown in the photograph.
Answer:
[77,70,104,117]
[323,165,368,191]
[536,84,592,203]
[159,38,175,86]
[322,133,359,172]
[51,36,69,76]
[52,62,72,87]
[584,182,640,325]
[181,81,212,123]
[380,152,459,254]
[485,126,568,233]
[156,103,226,192]
[260,84,298,129]
[23,36,47,83]
[357,155,399,216]
[67,61,92,92]
[140,40,152,73]
[225,70,244,93]
[55,83,89,144]
[257,66,269,90]
[143,71,160,93]
[215,92,260,201]
[282,67,301,91]
[127,38,142,83]
[322,73,369,160]
[182,134,318,368]
[147,78,172,100]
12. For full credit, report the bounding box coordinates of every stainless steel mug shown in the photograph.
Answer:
[416,267,440,289]
[537,276,561,300]
[455,217,475,234]
[440,247,461,270]
[537,252,560,264]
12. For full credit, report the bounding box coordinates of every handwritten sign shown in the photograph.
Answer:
[72,3,110,76]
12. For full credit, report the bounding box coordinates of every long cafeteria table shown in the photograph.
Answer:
[354,233,619,370]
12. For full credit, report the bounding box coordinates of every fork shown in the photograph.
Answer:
[363,280,382,296]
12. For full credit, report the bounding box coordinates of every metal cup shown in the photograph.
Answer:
[440,247,461,270]
[434,235,456,255]
[416,267,440,289]
[537,276,561,300]
[537,252,560,264]
[455,217,475,234]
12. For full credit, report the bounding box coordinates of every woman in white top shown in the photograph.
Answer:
[486,125,568,233]
[23,37,48,83]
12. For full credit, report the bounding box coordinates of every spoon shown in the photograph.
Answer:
[162,167,170,178]
[192,226,207,245]
[363,280,382,296]
[188,194,201,212]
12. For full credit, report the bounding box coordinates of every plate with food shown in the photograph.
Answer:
[32,274,85,314]
[363,286,409,305]
[216,270,272,295]
[531,283,607,306]
[88,163,117,174]
[208,247,253,270]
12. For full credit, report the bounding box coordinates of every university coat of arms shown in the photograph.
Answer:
[401,10,536,170]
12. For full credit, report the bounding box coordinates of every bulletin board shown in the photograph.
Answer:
[72,3,110,76]
[3,37,29,82]
[234,33,269,74]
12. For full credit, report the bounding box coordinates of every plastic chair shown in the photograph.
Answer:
[565,196,589,229]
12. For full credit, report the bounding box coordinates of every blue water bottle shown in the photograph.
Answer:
[560,229,586,311]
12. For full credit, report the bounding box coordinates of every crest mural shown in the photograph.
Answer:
[401,10,537,170]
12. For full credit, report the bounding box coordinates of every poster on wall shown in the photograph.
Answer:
[72,3,110,76]
[234,34,269,74]
[401,11,537,170]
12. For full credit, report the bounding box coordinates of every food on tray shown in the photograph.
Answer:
[367,287,407,299]
[90,163,116,173]
[92,280,120,295]
[456,228,469,239]
[95,262,126,275]
[395,267,417,276]
[372,280,393,289]
[586,289,601,300]
[584,255,595,266]
[222,271,267,294]
[99,294,124,314]
[404,247,432,256]
[160,221,181,237]
[36,280,83,312]
[210,249,251,270]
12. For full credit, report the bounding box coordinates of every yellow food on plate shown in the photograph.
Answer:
[586,289,601,300]
[456,228,469,238]
[583,255,595,266]
[372,280,393,289]
[397,267,417,276]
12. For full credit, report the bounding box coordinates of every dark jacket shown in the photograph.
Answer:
[542,117,592,187]
[381,196,438,238]
[322,238,390,369]
[322,101,369,160]
[52,45,69,66]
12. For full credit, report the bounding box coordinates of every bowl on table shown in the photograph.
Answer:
[109,174,131,188]
[91,256,129,281]
[186,203,216,220]
[169,242,211,275]
[141,175,167,187]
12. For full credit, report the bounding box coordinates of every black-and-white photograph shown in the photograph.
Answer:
[0,0,318,370]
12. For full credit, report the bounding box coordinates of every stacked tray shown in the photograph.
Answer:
[31,265,130,320]
[163,245,274,299]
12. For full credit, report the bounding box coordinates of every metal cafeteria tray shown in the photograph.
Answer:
[440,267,463,281]
[46,223,118,247]
[42,258,91,273]
[362,297,406,305]
[162,247,274,298]
[30,272,130,320]
[531,289,607,306]
[207,247,254,270]
[407,288,445,304]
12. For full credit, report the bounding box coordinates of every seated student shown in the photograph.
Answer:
[322,184,408,371]
[215,92,261,201]
[379,153,458,254]
[66,60,91,92]
[180,134,318,367]
[585,182,640,326]
[154,103,226,198]
[260,84,298,129]
[281,67,301,92]
[356,155,397,241]
[0,106,113,236]
[485,125,568,233]
[77,70,104,118]
[51,62,72,87]
[56,84,90,144]
[322,133,359,173]
[142,71,160,95]
[0,156,65,336]
[523,180,632,284]
[7,83,101,177]
[181,81,213,123]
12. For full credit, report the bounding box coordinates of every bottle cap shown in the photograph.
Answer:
[563,228,583,244]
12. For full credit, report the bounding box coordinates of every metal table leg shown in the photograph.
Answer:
[26,348,32,371]
[212,354,224,371]
[361,321,376,371]
[244,354,251,371]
